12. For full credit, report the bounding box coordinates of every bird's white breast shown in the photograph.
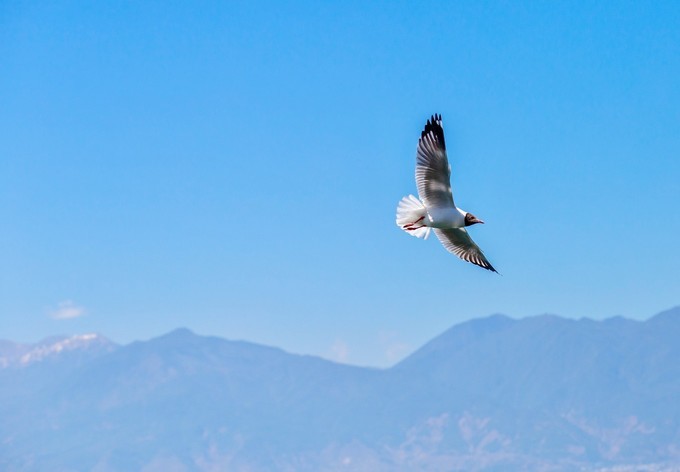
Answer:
[427,206,466,229]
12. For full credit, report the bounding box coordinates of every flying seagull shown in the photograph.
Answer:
[396,114,497,273]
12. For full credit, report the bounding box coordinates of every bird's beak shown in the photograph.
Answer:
[477,219,485,224]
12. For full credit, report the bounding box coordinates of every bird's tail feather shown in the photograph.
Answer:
[396,195,430,239]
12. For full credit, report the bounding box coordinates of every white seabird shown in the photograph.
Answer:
[396,114,497,273]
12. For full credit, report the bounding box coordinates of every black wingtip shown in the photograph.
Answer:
[420,113,446,150]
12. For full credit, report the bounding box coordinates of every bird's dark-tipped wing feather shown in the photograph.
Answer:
[415,114,455,209]
[434,228,497,272]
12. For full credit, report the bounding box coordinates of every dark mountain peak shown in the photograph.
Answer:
[455,313,514,330]
[132,328,210,354]
[648,306,680,325]
[142,327,216,349]
[129,328,299,371]
[150,328,273,352]
[394,314,515,370]
[393,309,670,373]
[601,315,639,327]
[521,312,571,325]
[429,313,511,340]
[480,312,513,323]
[160,327,197,340]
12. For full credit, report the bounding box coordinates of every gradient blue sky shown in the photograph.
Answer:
[2,1,678,366]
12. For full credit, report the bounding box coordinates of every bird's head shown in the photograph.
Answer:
[464,212,485,226]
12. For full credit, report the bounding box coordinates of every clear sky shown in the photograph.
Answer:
[1,1,679,367]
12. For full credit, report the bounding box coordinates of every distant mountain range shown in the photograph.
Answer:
[2,307,679,471]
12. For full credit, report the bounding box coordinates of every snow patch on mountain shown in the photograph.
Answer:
[0,333,117,368]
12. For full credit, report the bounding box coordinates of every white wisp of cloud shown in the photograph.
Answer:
[49,300,86,320]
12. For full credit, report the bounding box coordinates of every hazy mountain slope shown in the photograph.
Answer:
[395,310,680,417]
[389,308,680,465]
[1,308,678,471]
[1,329,380,471]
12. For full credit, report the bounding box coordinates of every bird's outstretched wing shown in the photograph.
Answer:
[416,114,455,209]
[434,228,497,272]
